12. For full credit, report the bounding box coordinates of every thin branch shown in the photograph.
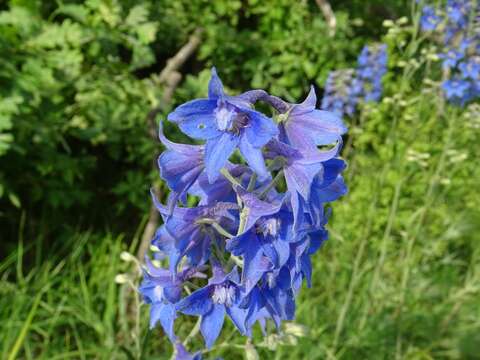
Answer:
[137,28,203,260]
[315,0,336,36]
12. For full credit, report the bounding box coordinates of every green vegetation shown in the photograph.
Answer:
[1,1,479,359]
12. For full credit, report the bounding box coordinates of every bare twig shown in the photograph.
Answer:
[136,29,203,260]
[315,0,336,36]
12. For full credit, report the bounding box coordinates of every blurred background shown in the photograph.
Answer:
[1,0,479,359]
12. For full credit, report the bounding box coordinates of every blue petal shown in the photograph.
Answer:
[243,109,278,148]
[201,304,226,348]
[174,343,201,360]
[168,99,220,140]
[150,303,177,341]
[239,137,269,181]
[285,109,347,150]
[226,306,248,335]
[205,133,240,183]
[176,286,214,316]
[158,147,203,198]
[237,189,284,233]
[208,67,225,99]
[295,85,317,112]
[284,160,322,200]
[243,241,272,293]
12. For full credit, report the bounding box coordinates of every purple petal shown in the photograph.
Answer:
[285,109,347,149]
[294,85,317,113]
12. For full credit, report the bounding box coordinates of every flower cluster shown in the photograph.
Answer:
[140,68,347,357]
[321,44,388,117]
[419,0,480,105]
[321,69,361,117]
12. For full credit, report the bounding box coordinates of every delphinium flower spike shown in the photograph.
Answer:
[140,68,348,356]
[419,0,480,105]
[321,43,388,118]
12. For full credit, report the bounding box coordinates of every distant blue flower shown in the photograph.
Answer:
[356,44,388,102]
[168,68,278,182]
[440,49,464,70]
[420,1,480,106]
[420,5,441,31]
[446,0,471,27]
[321,44,387,117]
[176,265,248,348]
[321,70,361,116]
[442,78,471,103]
[459,57,480,79]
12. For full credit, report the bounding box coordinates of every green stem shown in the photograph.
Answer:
[196,218,235,239]
[237,208,249,235]
[247,173,257,192]
[220,168,243,188]
[259,170,284,198]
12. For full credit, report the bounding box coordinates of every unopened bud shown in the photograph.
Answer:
[245,341,259,360]
[120,251,136,262]
[284,322,309,338]
[150,244,161,252]
[383,19,394,28]
[115,274,129,284]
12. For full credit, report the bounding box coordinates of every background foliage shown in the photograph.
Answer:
[1,0,479,359]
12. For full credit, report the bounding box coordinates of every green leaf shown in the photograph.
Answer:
[125,5,149,27]
[8,192,21,208]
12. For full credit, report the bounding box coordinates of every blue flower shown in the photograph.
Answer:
[459,57,480,80]
[321,44,387,117]
[264,138,341,232]
[440,49,464,70]
[446,0,471,28]
[151,199,237,275]
[356,44,388,102]
[321,70,361,117]
[157,122,204,204]
[143,68,348,356]
[174,343,202,360]
[442,78,472,103]
[168,68,278,182]
[226,210,295,293]
[139,261,205,341]
[176,265,248,348]
[420,5,441,31]
[281,86,347,152]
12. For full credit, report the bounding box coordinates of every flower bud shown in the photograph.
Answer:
[245,341,259,360]
[284,322,309,338]
[114,274,129,284]
[120,251,136,262]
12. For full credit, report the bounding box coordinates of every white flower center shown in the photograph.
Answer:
[212,284,236,307]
